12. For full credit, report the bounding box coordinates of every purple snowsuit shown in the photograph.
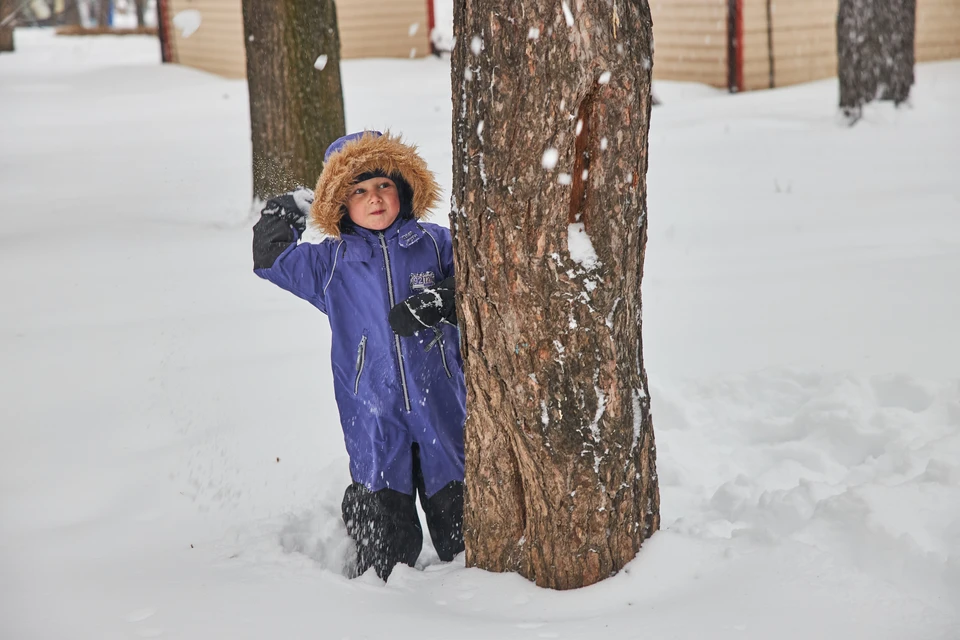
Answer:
[255,217,466,497]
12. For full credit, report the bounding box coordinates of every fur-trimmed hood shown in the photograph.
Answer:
[311,131,441,238]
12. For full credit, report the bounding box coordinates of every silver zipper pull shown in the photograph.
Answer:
[425,326,443,352]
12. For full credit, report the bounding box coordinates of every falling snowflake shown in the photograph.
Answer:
[561,1,574,27]
[172,10,201,38]
[542,148,559,170]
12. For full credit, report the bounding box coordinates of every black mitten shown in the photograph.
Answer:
[261,188,313,234]
[389,276,457,337]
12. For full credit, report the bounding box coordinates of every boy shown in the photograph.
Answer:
[252,131,465,580]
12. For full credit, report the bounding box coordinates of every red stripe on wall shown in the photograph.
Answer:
[157,0,174,63]
[426,0,437,54]
[735,0,744,91]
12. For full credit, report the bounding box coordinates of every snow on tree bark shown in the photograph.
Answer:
[241,0,346,201]
[837,0,916,122]
[451,0,660,590]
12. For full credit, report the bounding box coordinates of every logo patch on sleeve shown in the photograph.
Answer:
[409,271,436,291]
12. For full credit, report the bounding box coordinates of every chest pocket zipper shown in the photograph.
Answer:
[354,335,367,394]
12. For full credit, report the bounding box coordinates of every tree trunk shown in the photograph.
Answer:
[837,0,916,122]
[96,0,111,26]
[59,0,83,27]
[0,0,14,52]
[133,0,145,27]
[241,0,346,201]
[452,0,660,590]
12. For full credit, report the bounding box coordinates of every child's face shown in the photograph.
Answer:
[345,176,401,231]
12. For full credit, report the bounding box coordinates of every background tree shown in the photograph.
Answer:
[837,0,916,122]
[451,0,660,590]
[133,0,146,28]
[96,0,110,26]
[241,0,345,202]
[0,0,14,52]
[58,0,82,27]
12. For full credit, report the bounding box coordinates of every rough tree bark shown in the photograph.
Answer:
[241,0,345,201]
[452,0,660,590]
[0,0,14,52]
[837,0,916,122]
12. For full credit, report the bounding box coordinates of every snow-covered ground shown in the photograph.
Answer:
[1,28,958,640]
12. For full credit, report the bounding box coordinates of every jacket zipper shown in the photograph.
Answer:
[431,327,453,378]
[354,334,367,394]
[378,232,412,412]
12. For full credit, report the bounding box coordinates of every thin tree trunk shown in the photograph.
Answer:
[96,0,111,26]
[241,0,346,201]
[0,0,14,52]
[838,0,916,122]
[133,0,145,27]
[59,0,82,26]
[452,0,660,590]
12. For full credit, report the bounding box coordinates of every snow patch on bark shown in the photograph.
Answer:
[607,297,622,329]
[631,388,643,452]
[568,223,599,270]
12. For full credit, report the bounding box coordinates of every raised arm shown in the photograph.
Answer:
[252,189,329,313]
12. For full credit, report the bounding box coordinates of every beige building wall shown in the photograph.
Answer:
[164,0,431,79]
[166,0,246,79]
[741,0,771,90]
[916,0,960,62]
[740,0,960,91]
[650,0,728,87]
[769,0,837,88]
[338,0,431,59]
[164,1,959,87]
[741,0,837,90]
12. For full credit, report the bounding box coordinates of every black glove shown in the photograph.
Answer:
[261,187,313,234]
[389,276,457,337]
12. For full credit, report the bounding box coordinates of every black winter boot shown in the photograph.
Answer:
[341,484,422,580]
